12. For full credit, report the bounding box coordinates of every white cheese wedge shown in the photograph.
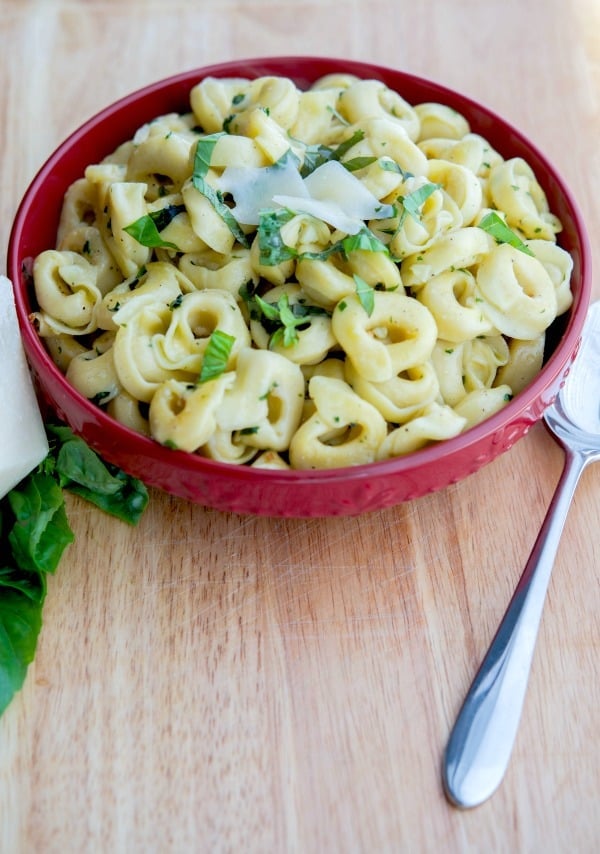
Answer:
[217,156,394,234]
[282,160,395,233]
[216,156,309,225]
[0,275,49,498]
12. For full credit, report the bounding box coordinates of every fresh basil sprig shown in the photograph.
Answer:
[0,424,149,718]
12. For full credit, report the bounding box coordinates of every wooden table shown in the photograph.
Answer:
[2,1,599,851]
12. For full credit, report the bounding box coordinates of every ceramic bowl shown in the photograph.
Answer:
[8,56,592,516]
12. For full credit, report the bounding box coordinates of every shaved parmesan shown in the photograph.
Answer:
[0,275,48,498]
[216,156,394,234]
[270,195,367,235]
[216,156,308,226]
[300,160,394,229]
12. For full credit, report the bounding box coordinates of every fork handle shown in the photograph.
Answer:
[442,448,587,809]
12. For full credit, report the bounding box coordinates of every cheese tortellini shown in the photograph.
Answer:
[32,72,574,470]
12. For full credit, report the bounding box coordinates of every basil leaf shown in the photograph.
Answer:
[329,129,366,163]
[300,129,365,177]
[325,104,350,126]
[300,143,332,177]
[56,440,126,496]
[277,295,301,347]
[301,226,390,262]
[66,468,149,526]
[0,588,44,717]
[191,137,250,248]
[257,209,298,266]
[193,134,222,179]
[8,474,74,575]
[354,274,375,317]
[340,228,390,255]
[478,210,534,256]
[148,203,186,232]
[198,329,236,383]
[250,293,330,349]
[254,294,282,322]
[46,426,149,525]
[398,182,440,225]
[0,567,46,605]
[123,207,183,250]
[0,422,150,720]
[341,156,378,172]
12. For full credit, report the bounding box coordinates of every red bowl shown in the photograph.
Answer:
[7,56,592,517]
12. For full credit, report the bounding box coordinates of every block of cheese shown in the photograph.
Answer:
[0,275,49,498]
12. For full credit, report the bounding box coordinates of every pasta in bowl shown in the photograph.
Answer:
[8,57,591,516]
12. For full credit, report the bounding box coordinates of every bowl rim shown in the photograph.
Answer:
[8,55,593,488]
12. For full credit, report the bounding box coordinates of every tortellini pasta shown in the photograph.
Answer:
[31,72,574,470]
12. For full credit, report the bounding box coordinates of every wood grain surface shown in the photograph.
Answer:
[1,1,599,852]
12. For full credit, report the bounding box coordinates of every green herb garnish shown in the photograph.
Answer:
[246,292,329,349]
[257,213,392,268]
[341,156,378,172]
[301,226,391,262]
[0,424,148,718]
[191,135,250,248]
[123,203,186,250]
[353,274,375,317]
[397,182,440,227]
[198,329,236,383]
[477,211,534,255]
[257,208,298,266]
[300,129,366,177]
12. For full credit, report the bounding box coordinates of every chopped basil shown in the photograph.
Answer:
[477,211,534,255]
[123,204,186,250]
[325,104,350,126]
[338,228,390,255]
[301,226,391,263]
[246,292,329,349]
[328,129,366,162]
[262,293,300,348]
[354,274,375,317]
[300,129,365,177]
[258,209,394,268]
[257,208,298,266]
[341,156,378,172]
[397,182,440,227]
[191,135,250,248]
[380,159,411,177]
[198,329,236,383]
[150,203,186,232]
